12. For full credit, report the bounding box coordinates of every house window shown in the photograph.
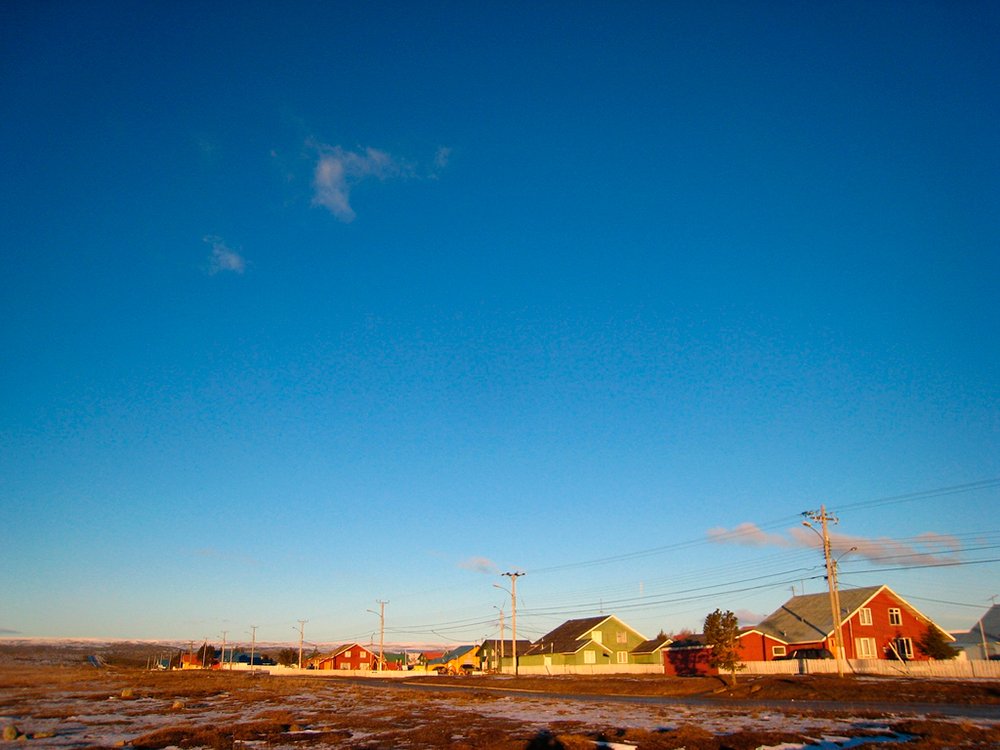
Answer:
[616,630,628,644]
[591,631,603,644]
[340,663,350,670]
[583,650,596,664]
[856,637,877,658]
[888,608,902,626]
[893,637,913,659]
[772,645,786,657]
[345,650,351,657]
[859,608,872,626]
[616,651,628,664]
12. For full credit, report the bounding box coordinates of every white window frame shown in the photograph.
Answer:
[888,608,902,626]
[858,608,872,626]
[616,630,628,644]
[894,637,913,659]
[583,650,597,664]
[771,645,786,657]
[616,651,628,664]
[856,637,877,658]
[591,631,603,644]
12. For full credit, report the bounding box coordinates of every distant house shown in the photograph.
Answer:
[380,651,408,670]
[630,634,673,665]
[476,639,532,672]
[519,615,647,670]
[311,643,375,671]
[749,584,953,661]
[426,645,479,674]
[950,604,1000,660]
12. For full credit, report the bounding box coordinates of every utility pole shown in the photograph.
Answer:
[249,625,258,673]
[296,620,307,669]
[378,601,386,672]
[503,572,524,676]
[803,506,845,678]
[221,630,228,671]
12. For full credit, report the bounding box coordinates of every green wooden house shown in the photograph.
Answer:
[518,615,648,669]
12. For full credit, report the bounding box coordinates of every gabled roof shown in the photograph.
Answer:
[331,642,371,658]
[972,605,1000,641]
[522,615,644,657]
[755,584,950,644]
[755,586,883,643]
[631,634,672,654]
[738,627,788,645]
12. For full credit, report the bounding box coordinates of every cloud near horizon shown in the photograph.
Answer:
[709,522,962,567]
[204,235,246,275]
[458,556,500,575]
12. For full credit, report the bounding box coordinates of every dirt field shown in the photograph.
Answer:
[1,643,999,748]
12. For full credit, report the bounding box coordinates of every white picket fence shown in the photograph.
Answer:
[741,658,1000,679]
[509,664,664,676]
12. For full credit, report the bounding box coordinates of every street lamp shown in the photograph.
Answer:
[493,605,505,671]
[367,603,387,672]
[494,572,523,675]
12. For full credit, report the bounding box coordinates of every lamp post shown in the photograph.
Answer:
[367,601,387,672]
[493,605,505,672]
[495,572,523,675]
[802,507,845,678]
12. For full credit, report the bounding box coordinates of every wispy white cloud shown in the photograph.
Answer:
[707,522,791,547]
[709,521,961,567]
[432,146,451,173]
[734,609,766,626]
[458,556,500,575]
[203,235,246,275]
[311,143,414,222]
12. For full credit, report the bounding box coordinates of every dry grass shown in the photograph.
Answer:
[2,650,999,749]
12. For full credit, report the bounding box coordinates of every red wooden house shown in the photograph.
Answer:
[313,643,375,670]
[747,584,953,661]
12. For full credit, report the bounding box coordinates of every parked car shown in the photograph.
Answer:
[777,648,833,660]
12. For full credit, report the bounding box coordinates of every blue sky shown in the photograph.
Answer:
[2,2,998,647]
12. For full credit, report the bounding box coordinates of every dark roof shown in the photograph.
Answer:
[666,634,708,650]
[522,615,612,657]
[476,639,532,654]
[631,634,672,654]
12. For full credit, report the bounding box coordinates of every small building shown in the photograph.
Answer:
[426,645,478,674]
[662,635,717,676]
[476,639,532,672]
[949,604,1000,660]
[311,643,375,671]
[519,615,647,670]
[630,634,673,665]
